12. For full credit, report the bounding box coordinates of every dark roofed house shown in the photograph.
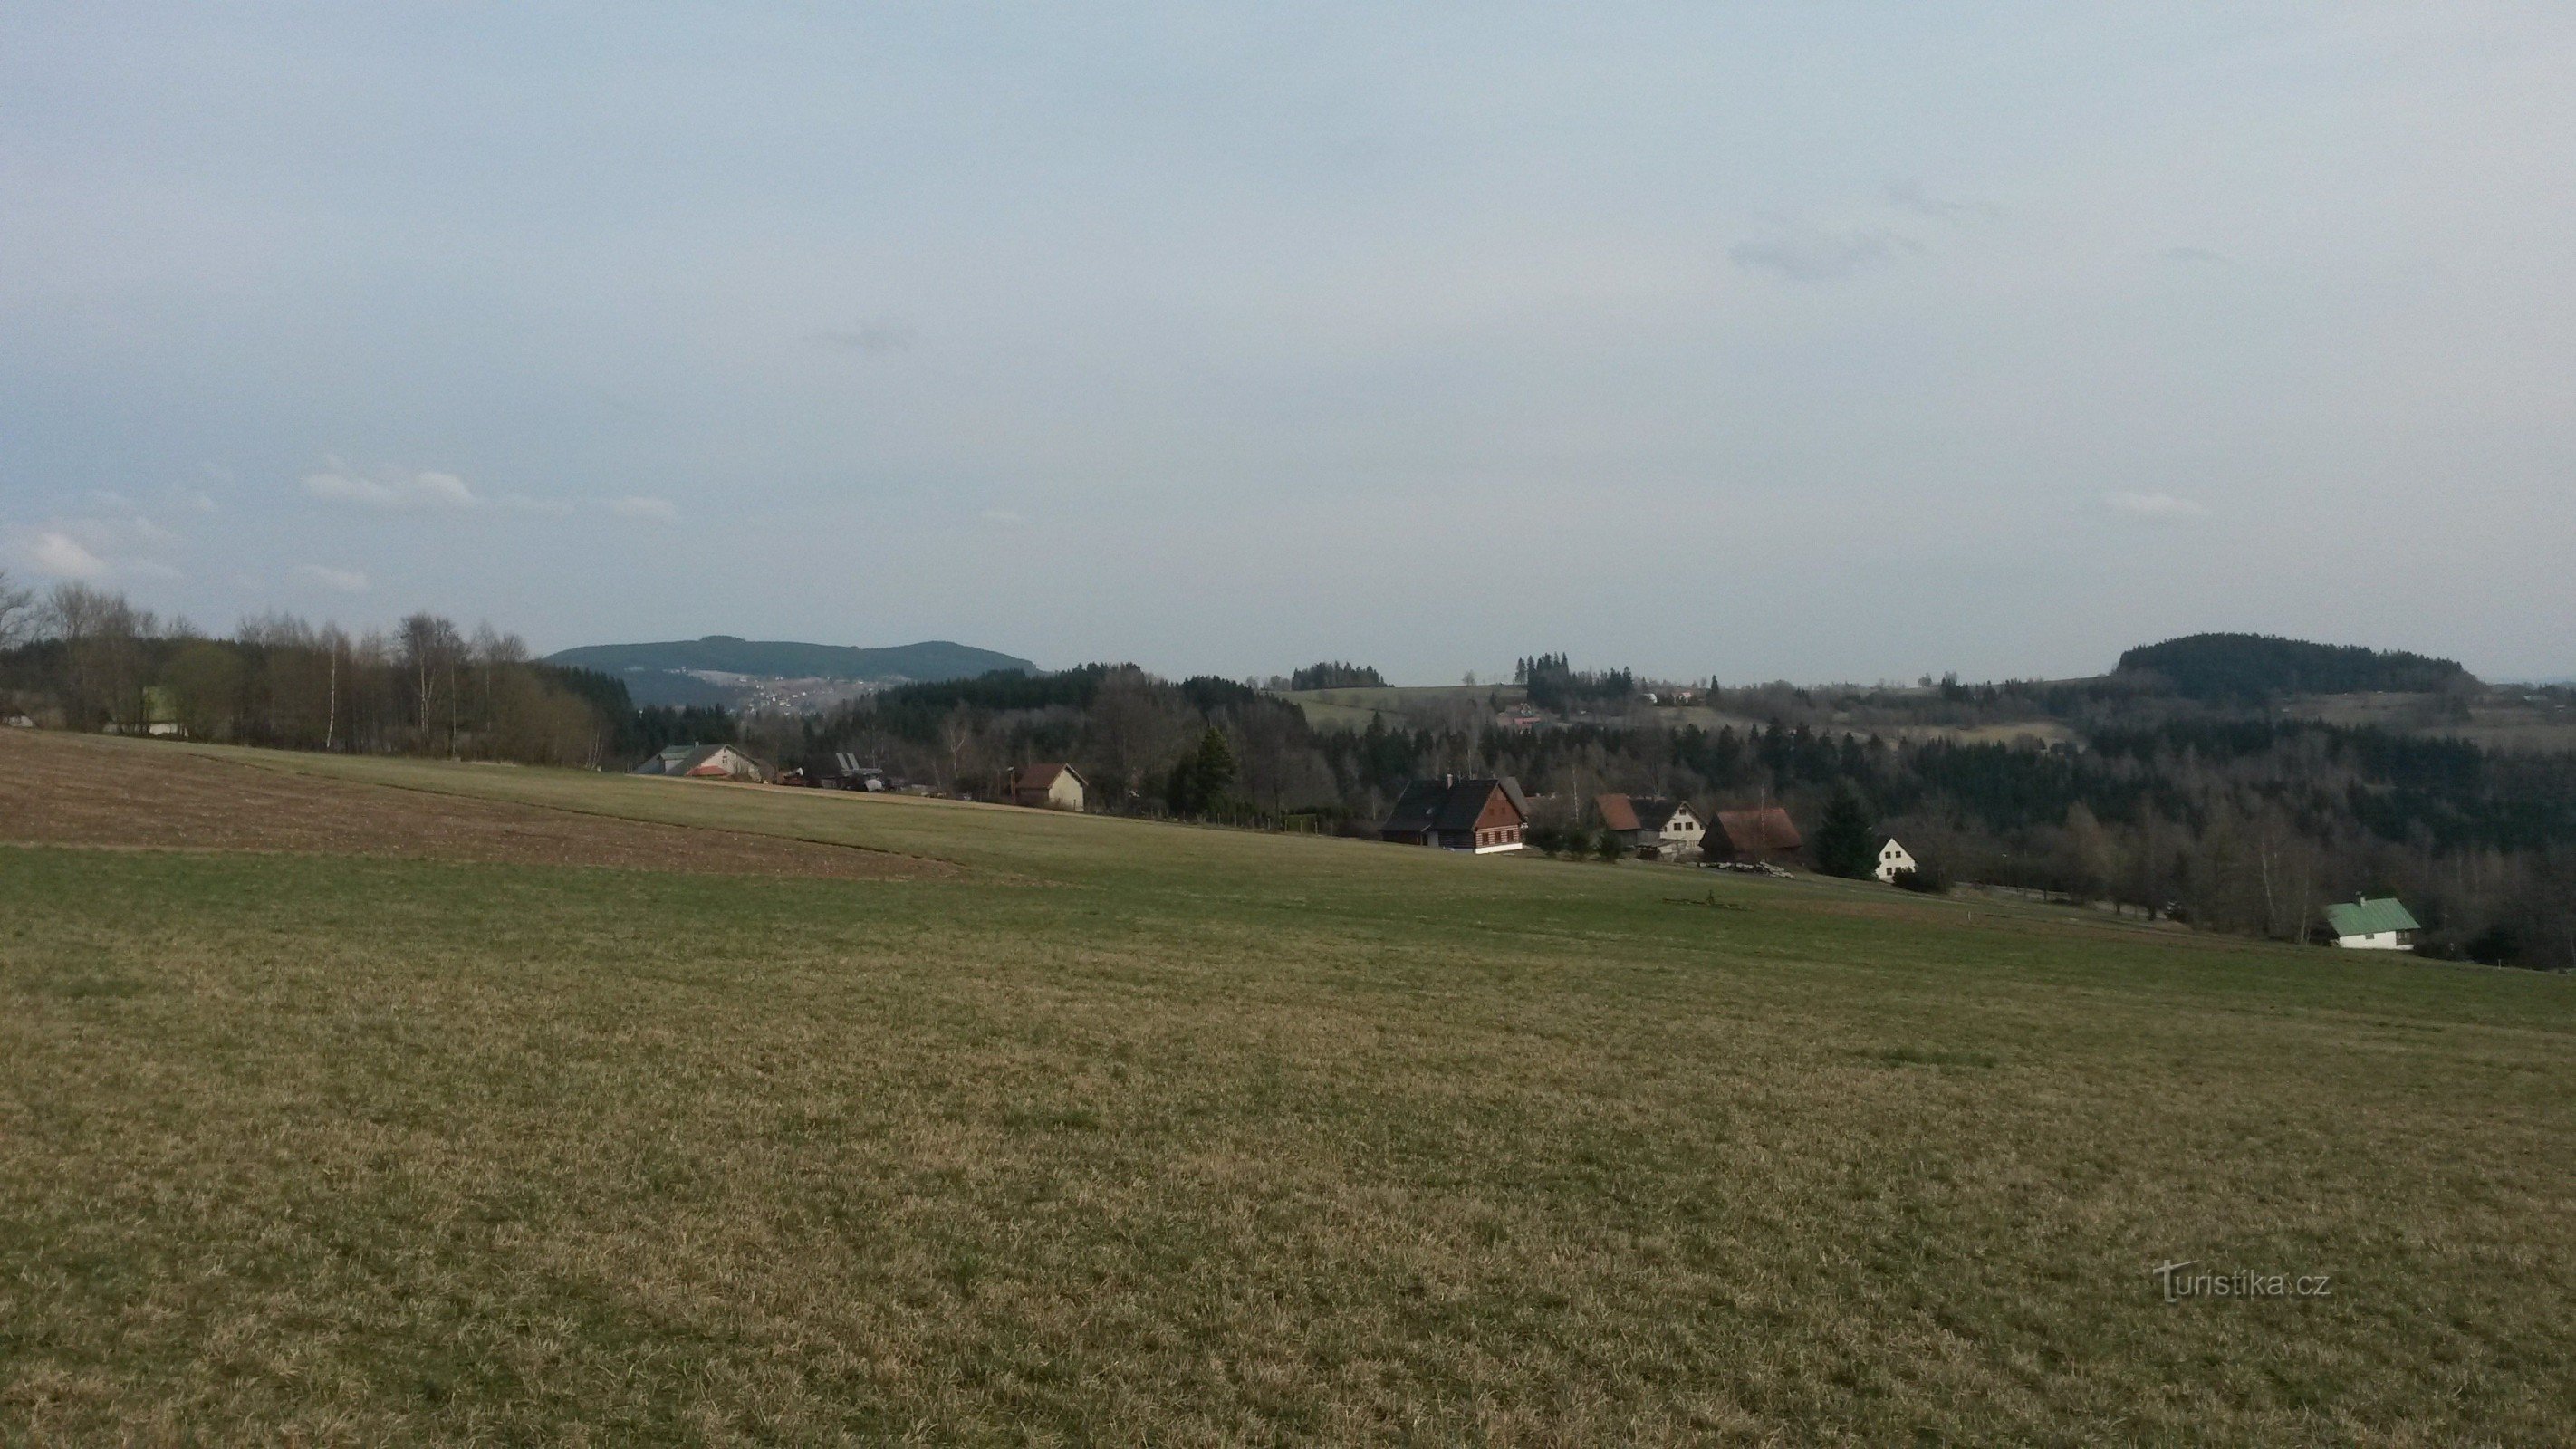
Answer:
[1709,805,1802,865]
[1003,763,1088,811]
[1597,794,1706,859]
[1381,775,1530,853]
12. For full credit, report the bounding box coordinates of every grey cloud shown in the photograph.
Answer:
[1884,178,2001,224]
[1729,224,1924,283]
[2161,245,2231,265]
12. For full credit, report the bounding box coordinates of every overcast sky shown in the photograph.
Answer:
[5,4,2571,684]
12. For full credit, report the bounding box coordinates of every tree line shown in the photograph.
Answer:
[0,577,632,766]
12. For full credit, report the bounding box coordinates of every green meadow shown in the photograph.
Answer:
[5,744,2572,1444]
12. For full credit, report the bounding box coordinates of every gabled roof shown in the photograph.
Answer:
[1385,776,1528,832]
[1599,794,1692,833]
[2324,897,2420,936]
[1013,763,1085,792]
[1714,806,1802,855]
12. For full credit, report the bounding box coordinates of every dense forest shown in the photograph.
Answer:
[5,581,2569,971]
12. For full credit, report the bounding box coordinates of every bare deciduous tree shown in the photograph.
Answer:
[0,570,34,648]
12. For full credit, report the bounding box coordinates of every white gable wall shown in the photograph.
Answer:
[1874,839,1918,883]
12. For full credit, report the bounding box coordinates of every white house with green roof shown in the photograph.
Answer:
[2322,897,2420,952]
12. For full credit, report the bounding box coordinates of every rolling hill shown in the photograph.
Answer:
[546,636,1038,707]
[548,636,1035,681]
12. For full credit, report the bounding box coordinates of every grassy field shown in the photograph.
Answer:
[5,734,2574,1443]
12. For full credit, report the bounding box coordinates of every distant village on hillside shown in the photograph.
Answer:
[1,581,2570,973]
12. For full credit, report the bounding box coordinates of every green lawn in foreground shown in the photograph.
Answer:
[4,744,2573,1443]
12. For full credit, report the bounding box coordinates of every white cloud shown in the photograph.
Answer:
[2104,491,2211,521]
[295,563,370,592]
[302,464,479,510]
[608,495,678,521]
[980,506,1029,527]
[30,531,109,579]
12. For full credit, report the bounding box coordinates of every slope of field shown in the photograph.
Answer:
[0,728,947,881]
[5,735,2574,1443]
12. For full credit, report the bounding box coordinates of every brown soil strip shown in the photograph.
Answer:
[0,729,951,881]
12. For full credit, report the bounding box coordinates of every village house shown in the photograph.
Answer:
[1874,838,1918,883]
[1380,775,1530,853]
[1002,763,1088,811]
[1596,793,1706,860]
[631,743,771,782]
[1708,805,1802,867]
[2322,897,2421,952]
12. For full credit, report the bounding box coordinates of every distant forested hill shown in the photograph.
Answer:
[2115,634,2474,701]
[546,637,1036,682]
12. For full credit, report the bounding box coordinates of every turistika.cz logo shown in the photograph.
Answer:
[2153,1260,2333,1303]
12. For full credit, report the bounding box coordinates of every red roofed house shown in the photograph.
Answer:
[1709,806,1802,866]
[1596,794,1706,860]
[1003,763,1089,811]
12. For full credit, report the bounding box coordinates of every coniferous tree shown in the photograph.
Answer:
[1815,787,1877,878]
[1188,726,1237,814]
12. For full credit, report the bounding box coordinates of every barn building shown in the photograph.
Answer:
[1380,775,1530,853]
[1709,806,1803,866]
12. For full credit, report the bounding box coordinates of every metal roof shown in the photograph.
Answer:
[2324,897,2420,936]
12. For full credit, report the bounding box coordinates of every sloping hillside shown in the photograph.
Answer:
[7,736,2573,1441]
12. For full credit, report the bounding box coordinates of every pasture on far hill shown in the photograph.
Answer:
[4,728,2572,1443]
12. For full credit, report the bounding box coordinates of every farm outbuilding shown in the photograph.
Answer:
[1709,806,1802,866]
